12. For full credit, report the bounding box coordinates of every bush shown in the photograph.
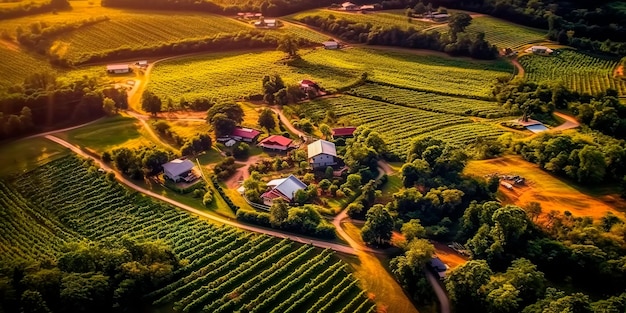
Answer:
[102,151,112,162]
[192,189,204,198]
[202,190,214,206]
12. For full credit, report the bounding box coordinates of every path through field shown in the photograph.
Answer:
[551,111,580,131]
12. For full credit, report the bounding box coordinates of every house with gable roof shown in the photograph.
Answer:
[261,175,308,206]
[308,139,337,169]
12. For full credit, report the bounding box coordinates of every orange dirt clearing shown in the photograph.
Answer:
[433,242,468,270]
[464,155,626,220]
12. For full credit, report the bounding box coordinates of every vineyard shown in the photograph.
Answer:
[347,82,509,117]
[5,155,375,312]
[297,95,506,156]
[51,13,252,63]
[148,47,513,103]
[466,16,547,49]
[287,9,435,31]
[518,49,626,96]
[0,46,53,88]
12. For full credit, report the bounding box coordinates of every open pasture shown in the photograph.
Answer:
[288,9,435,31]
[298,95,506,157]
[467,16,547,49]
[518,49,626,96]
[464,154,626,220]
[347,83,509,117]
[6,155,375,313]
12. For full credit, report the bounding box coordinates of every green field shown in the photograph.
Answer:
[467,16,547,49]
[347,83,509,117]
[519,49,626,96]
[3,155,375,313]
[0,137,70,177]
[148,47,513,103]
[288,9,436,31]
[296,95,506,157]
[0,45,54,88]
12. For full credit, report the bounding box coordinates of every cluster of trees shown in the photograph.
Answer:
[0,238,179,313]
[0,106,34,139]
[512,131,625,186]
[180,133,212,157]
[267,199,336,238]
[103,146,175,179]
[0,0,70,20]
[343,126,386,180]
[206,102,244,137]
[16,17,109,55]
[449,200,626,312]
[390,235,436,304]
[101,0,335,17]
[213,157,237,180]
[492,80,566,121]
[298,12,498,59]
[566,89,626,139]
[260,74,305,105]
[0,73,126,140]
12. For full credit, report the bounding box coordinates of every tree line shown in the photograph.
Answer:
[298,12,499,59]
[382,0,626,56]
[0,238,179,313]
[0,72,127,140]
[0,0,70,20]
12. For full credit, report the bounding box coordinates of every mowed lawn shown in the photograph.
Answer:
[464,154,626,220]
[0,137,69,177]
[55,115,164,154]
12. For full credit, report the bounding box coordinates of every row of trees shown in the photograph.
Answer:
[0,73,127,140]
[0,238,179,313]
[0,0,70,20]
[298,12,499,59]
[103,146,175,179]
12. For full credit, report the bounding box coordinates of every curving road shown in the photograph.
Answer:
[425,270,451,313]
[44,135,357,255]
[552,111,580,131]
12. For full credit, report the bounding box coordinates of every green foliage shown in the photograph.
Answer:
[257,108,276,131]
[141,90,162,116]
[361,204,394,246]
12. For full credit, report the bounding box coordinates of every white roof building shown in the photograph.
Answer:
[308,140,337,169]
[162,159,195,182]
[261,175,307,205]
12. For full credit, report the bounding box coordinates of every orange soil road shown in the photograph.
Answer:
[464,154,626,220]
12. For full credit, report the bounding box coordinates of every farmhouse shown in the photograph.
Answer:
[136,60,148,68]
[308,139,337,169]
[261,175,307,205]
[430,13,450,22]
[231,127,261,142]
[360,4,376,10]
[106,64,130,74]
[511,118,549,133]
[341,2,359,10]
[527,45,553,55]
[162,159,197,183]
[299,79,322,97]
[332,127,357,137]
[322,41,340,50]
[258,135,293,151]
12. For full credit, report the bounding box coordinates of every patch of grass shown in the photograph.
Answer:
[466,16,547,49]
[464,154,626,220]
[0,137,69,178]
[287,8,435,31]
[381,174,402,195]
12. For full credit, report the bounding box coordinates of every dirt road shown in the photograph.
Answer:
[425,270,451,313]
[552,112,580,131]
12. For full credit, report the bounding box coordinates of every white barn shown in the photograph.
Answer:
[308,139,337,169]
[261,175,307,205]
[162,159,195,182]
[106,64,130,74]
[322,41,340,49]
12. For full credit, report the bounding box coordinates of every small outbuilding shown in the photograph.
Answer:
[341,2,359,10]
[258,135,293,151]
[308,139,337,169]
[230,127,261,142]
[136,60,148,68]
[527,45,553,55]
[162,159,196,182]
[106,64,130,74]
[322,41,340,50]
[254,18,278,28]
[332,127,357,137]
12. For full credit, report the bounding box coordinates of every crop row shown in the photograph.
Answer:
[10,156,372,312]
[519,49,626,96]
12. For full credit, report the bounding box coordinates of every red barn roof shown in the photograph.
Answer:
[332,127,357,137]
[259,135,292,147]
[231,127,260,140]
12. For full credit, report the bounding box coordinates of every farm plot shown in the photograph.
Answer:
[298,95,506,157]
[52,13,251,63]
[347,83,509,117]
[288,9,435,31]
[9,156,375,313]
[0,46,54,88]
[466,16,547,49]
[518,49,626,96]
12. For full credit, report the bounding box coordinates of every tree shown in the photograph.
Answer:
[448,13,473,41]
[277,34,299,58]
[577,145,606,184]
[207,102,244,125]
[141,149,169,175]
[102,97,116,116]
[401,219,426,242]
[446,260,493,310]
[361,204,394,246]
[319,123,332,140]
[270,199,289,227]
[414,2,426,16]
[210,113,236,137]
[20,290,52,313]
[258,108,276,132]
[141,91,162,116]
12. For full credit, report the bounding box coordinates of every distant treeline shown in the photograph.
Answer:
[381,0,626,56]
[298,15,499,59]
[101,0,335,17]
[0,0,70,20]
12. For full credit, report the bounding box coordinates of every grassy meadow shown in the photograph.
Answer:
[0,137,69,177]
[288,8,436,31]
[519,49,626,96]
[464,154,626,220]
[467,16,547,49]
